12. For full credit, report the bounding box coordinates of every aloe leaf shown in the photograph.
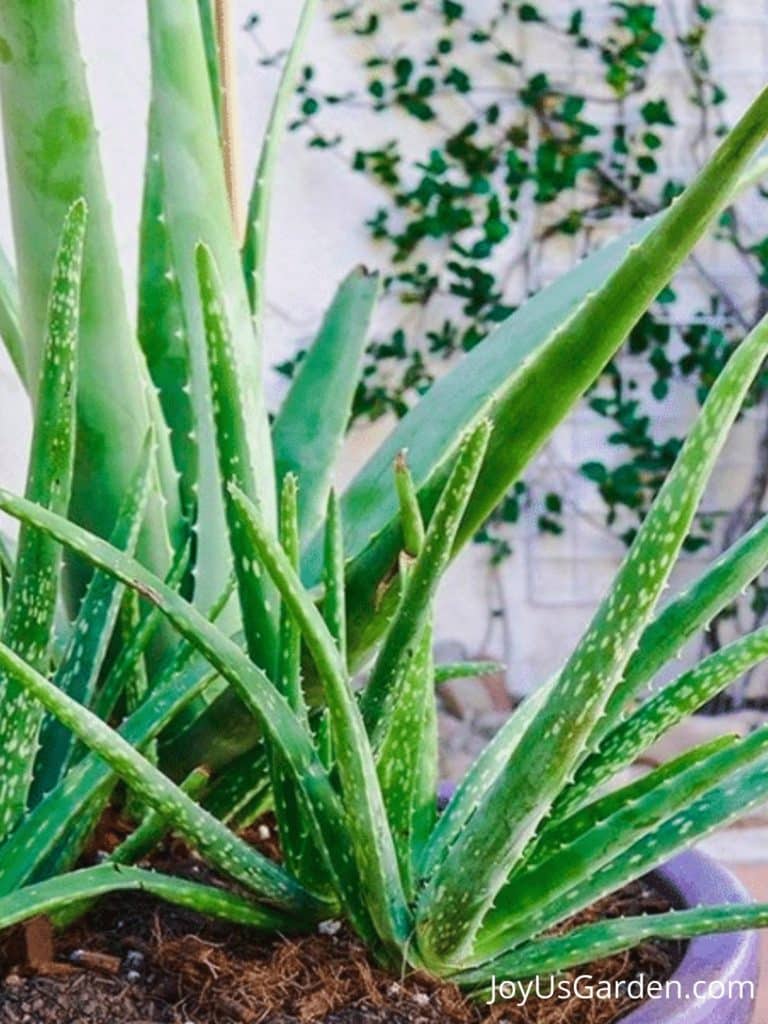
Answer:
[482,734,768,966]
[456,903,768,988]
[197,242,277,668]
[0,864,291,935]
[377,618,436,896]
[308,86,768,668]
[242,0,319,317]
[0,656,218,894]
[270,475,330,896]
[93,539,192,724]
[597,510,768,743]
[31,435,153,803]
[363,421,491,734]
[197,0,222,129]
[0,639,324,917]
[417,311,768,964]
[0,245,26,384]
[138,111,197,516]
[229,485,411,955]
[474,732,761,958]
[0,489,373,940]
[394,451,426,558]
[559,624,768,816]
[146,0,275,617]
[0,200,85,838]
[202,742,272,826]
[278,475,305,716]
[273,268,379,543]
[434,662,504,684]
[418,679,554,882]
[523,735,735,872]
[0,0,178,603]
[323,490,347,666]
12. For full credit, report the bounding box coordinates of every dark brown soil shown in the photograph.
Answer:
[0,822,682,1024]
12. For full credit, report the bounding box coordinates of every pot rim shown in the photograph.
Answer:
[622,848,759,1024]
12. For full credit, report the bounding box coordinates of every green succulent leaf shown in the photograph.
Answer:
[0,200,85,838]
[0,639,324,918]
[0,864,291,935]
[197,241,277,669]
[417,310,768,964]
[559,624,768,816]
[273,268,379,544]
[228,484,411,956]
[242,0,320,318]
[146,0,275,617]
[456,902,768,987]
[31,433,154,803]
[0,244,26,385]
[0,0,178,605]
[310,86,768,670]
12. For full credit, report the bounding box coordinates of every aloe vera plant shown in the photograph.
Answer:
[1,0,768,999]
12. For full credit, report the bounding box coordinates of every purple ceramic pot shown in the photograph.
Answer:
[624,849,758,1024]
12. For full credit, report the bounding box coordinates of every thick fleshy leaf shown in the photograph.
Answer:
[455,902,768,988]
[242,0,319,317]
[417,311,768,964]
[0,244,26,384]
[304,86,768,670]
[146,0,275,618]
[0,0,178,605]
[273,268,379,544]
[0,640,324,917]
[0,864,290,935]
[229,485,411,956]
[31,434,153,803]
[197,242,277,669]
[0,201,85,838]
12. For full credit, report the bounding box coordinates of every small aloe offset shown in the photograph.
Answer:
[1,0,768,1002]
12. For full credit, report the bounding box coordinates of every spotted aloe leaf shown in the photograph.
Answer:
[470,735,768,976]
[0,489,375,941]
[363,421,491,734]
[0,639,325,918]
[137,110,196,518]
[0,655,219,895]
[0,200,85,840]
[596,510,768,739]
[0,864,291,936]
[273,269,380,545]
[228,484,411,958]
[196,242,277,670]
[416,310,768,965]
[557,623,768,817]
[242,0,319,319]
[269,475,331,897]
[456,901,768,989]
[146,0,275,620]
[30,433,154,804]
[302,85,768,670]
[473,730,768,959]
[202,741,272,827]
[0,0,178,604]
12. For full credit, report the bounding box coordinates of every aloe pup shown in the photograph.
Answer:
[0,0,768,997]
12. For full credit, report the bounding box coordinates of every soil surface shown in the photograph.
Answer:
[0,824,682,1024]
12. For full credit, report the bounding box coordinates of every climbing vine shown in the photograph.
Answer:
[248,1,768,702]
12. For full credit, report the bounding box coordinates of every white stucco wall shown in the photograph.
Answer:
[0,2,767,697]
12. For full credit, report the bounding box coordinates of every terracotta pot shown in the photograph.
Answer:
[624,849,759,1024]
